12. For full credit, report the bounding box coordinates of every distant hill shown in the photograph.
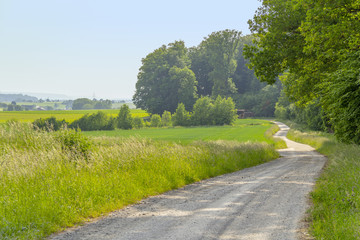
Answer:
[0,94,38,102]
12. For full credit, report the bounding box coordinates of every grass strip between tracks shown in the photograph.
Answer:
[285,122,360,239]
[0,121,280,239]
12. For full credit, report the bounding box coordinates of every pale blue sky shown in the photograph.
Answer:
[0,0,261,99]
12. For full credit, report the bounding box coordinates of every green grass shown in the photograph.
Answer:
[0,120,280,239]
[285,122,360,239]
[0,109,149,123]
[85,119,275,144]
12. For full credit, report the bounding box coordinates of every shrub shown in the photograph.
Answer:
[191,96,213,126]
[70,111,115,131]
[132,117,145,129]
[117,105,133,129]
[172,103,191,126]
[150,114,162,127]
[55,129,92,159]
[33,117,68,131]
[212,96,237,125]
[161,111,172,127]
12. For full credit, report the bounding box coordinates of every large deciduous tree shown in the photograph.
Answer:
[245,0,360,143]
[133,41,197,114]
[201,29,242,97]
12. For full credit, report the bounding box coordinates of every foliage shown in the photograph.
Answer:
[69,111,115,131]
[117,104,133,130]
[72,98,112,110]
[172,103,191,126]
[245,0,360,143]
[191,96,213,126]
[200,29,242,96]
[133,41,197,114]
[55,128,93,159]
[150,114,162,127]
[321,51,360,144]
[132,117,144,129]
[211,96,237,125]
[33,117,68,131]
[161,111,172,127]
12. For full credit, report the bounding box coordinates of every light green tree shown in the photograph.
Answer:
[117,105,133,130]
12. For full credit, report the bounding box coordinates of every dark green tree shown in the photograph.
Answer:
[133,41,197,114]
[201,29,242,97]
[117,104,133,130]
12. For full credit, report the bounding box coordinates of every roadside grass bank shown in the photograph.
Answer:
[285,122,360,239]
[0,121,279,240]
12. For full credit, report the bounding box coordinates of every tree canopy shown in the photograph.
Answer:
[245,0,360,143]
[133,30,279,117]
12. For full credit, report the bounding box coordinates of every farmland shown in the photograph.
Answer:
[0,117,281,239]
[0,109,148,123]
[85,119,275,144]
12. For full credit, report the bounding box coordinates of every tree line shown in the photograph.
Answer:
[33,96,237,132]
[133,30,281,117]
[245,0,360,144]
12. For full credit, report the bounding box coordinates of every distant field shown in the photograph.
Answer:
[85,119,273,144]
[0,109,149,123]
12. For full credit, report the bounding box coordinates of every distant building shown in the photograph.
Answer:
[237,109,255,119]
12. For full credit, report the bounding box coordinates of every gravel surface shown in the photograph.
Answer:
[50,122,326,240]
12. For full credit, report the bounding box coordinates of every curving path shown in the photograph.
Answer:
[50,122,326,240]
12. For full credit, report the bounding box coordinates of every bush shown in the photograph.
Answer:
[150,114,162,127]
[161,111,172,127]
[70,111,115,131]
[132,117,145,129]
[172,103,191,126]
[55,129,92,159]
[212,96,237,125]
[33,117,68,131]
[191,96,213,126]
[117,105,133,129]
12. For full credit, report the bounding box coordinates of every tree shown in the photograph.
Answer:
[191,96,213,126]
[212,96,237,125]
[133,41,197,114]
[172,103,190,126]
[169,66,198,111]
[72,98,94,110]
[150,114,162,127]
[201,29,242,97]
[161,111,172,127]
[117,105,133,130]
[245,0,360,142]
[132,117,144,129]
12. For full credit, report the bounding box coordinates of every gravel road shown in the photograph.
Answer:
[50,122,326,240]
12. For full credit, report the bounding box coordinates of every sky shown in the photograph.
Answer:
[0,0,261,100]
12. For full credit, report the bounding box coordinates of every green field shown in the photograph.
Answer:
[85,119,274,144]
[0,120,280,239]
[0,109,149,123]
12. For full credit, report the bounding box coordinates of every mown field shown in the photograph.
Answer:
[0,109,148,123]
[85,119,275,144]
[285,121,360,239]
[0,118,282,239]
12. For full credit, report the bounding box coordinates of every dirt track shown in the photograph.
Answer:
[50,122,326,240]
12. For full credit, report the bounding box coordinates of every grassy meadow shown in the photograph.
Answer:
[285,122,360,239]
[0,109,148,123]
[0,118,282,239]
[85,119,277,144]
